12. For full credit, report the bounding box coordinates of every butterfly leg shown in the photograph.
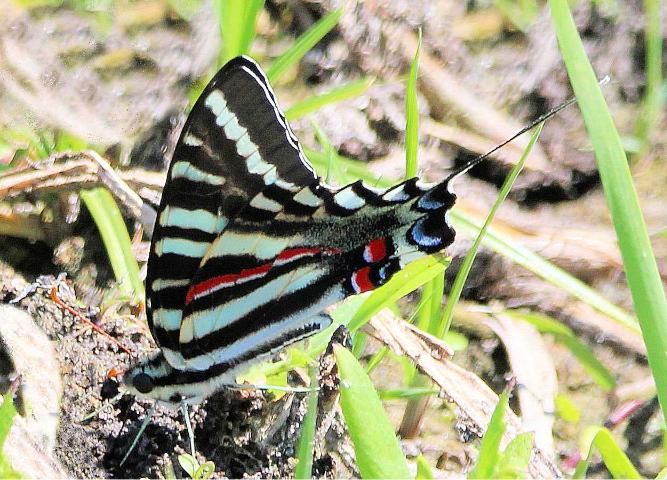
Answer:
[180,400,196,458]
[120,403,156,466]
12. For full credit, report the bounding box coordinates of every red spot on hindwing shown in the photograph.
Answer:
[351,266,374,293]
[364,238,388,263]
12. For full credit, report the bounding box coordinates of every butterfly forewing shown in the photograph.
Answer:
[147,57,318,358]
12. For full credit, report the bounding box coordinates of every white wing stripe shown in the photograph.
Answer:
[159,206,228,233]
[154,237,211,257]
[171,161,226,186]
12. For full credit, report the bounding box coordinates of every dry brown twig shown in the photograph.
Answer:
[0,150,159,236]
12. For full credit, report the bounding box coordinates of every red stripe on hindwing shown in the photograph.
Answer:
[185,246,341,305]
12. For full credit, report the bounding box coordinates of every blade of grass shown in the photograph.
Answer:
[633,0,663,156]
[378,387,439,400]
[214,0,264,65]
[311,122,347,184]
[439,124,543,338]
[285,77,375,121]
[405,28,422,179]
[334,345,411,479]
[80,187,144,299]
[469,391,509,479]
[451,212,639,332]
[294,364,319,479]
[578,426,641,479]
[550,0,667,419]
[266,8,342,83]
[495,432,533,478]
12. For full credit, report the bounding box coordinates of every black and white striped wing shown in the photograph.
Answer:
[147,56,319,365]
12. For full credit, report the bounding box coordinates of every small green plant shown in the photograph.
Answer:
[213,0,264,66]
[178,453,215,480]
[79,188,145,299]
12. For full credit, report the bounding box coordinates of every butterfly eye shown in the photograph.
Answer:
[133,372,155,394]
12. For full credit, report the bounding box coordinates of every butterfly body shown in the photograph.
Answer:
[123,56,457,405]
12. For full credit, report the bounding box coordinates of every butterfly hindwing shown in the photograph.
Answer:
[147,56,318,355]
[174,178,456,371]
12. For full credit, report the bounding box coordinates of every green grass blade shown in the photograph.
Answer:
[424,272,445,335]
[439,124,542,338]
[348,256,448,332]
[306,147,391,186]
[405,29,422,179]
[579,427,641,479]
[469,391,509,479]
[633,0,663,156]
[214,0,264,65]
[451,212,639,332]
[550,0,667,419]
[285,77,375,121]
[294,365,319,479]
[415,454,435,479]
[334,345,411,479]
[0,393,17,455]
[266,8,342,83]
[378,387,439,400]
[506,310,615,390]
[311,121,348,184]
[80,187,144,299]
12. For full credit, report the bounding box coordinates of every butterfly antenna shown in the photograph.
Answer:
[120,403,157,466]
[446,96,578,181]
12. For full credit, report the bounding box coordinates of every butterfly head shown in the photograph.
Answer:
[123,350,235,406]
[123,351,186,406]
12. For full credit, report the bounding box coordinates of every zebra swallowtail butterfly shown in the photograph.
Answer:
[122,56,458,405]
